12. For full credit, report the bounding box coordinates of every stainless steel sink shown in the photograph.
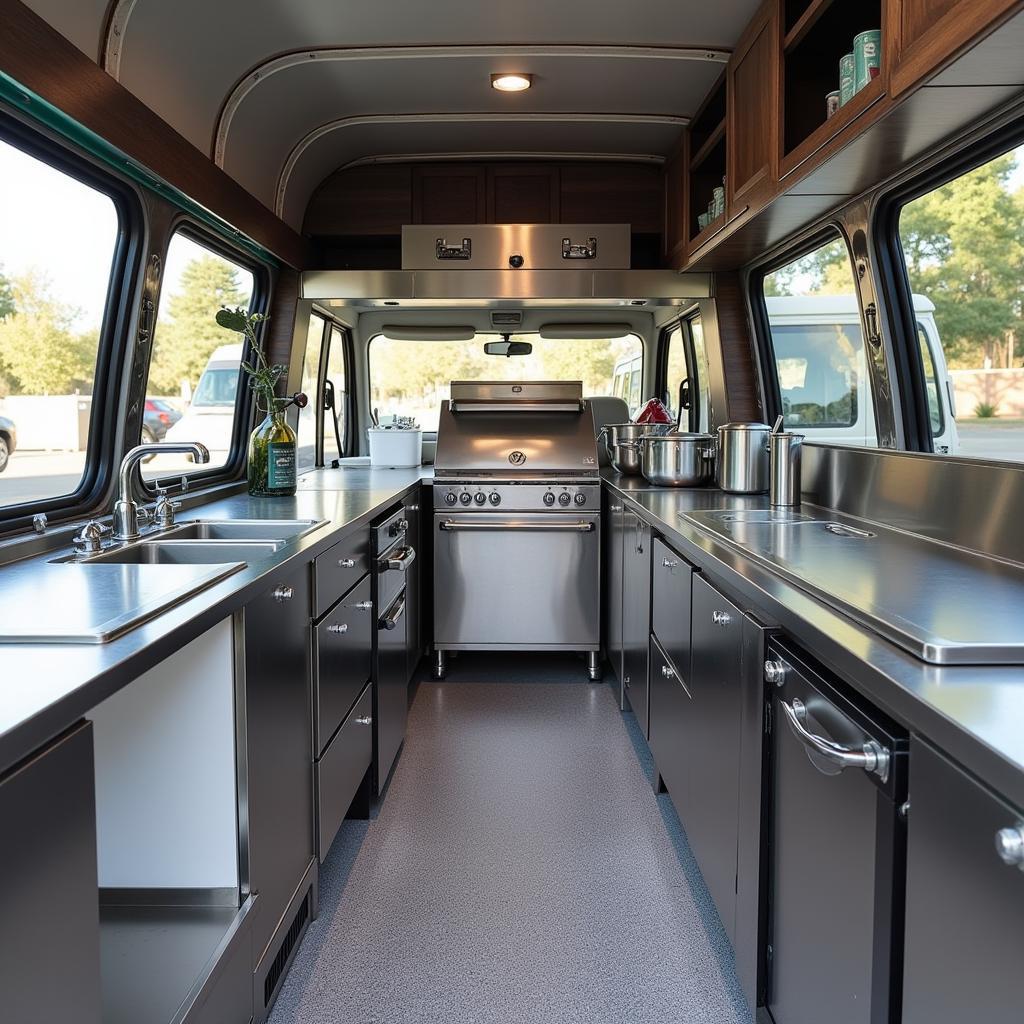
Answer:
[164,519,324,542]
[83,540,281,565]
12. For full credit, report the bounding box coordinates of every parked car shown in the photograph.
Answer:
[0,415,16,473]
[164,344,242,456]
[142,397,183,444]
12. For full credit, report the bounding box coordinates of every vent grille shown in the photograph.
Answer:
[264,892,309,1008]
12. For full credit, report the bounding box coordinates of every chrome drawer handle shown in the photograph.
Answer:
[781,698,890,781]
[355,600,373,611]
[338,557,356,568]
[995,824,1024,869]
[354,715,373,726]
[327,623,348,634]
[764,659,787,686]
[383,546,416,571]
[661,664,674,678]
[273,585,294,602]
[379,593,407,630]
[662,558,678,568]
[712,610,732,626]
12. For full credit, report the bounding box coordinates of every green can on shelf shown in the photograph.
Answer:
[839,52,856,106]
[854,30,882,92]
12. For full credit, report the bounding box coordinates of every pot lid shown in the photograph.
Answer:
[719,421,771,432]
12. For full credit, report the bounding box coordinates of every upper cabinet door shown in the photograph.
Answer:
[888,0,1022,96]
[727,0,779,212]
[412,165,487,224]
[486,165,560,223]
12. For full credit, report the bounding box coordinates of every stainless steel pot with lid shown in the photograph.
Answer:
[600,422,672,476]
[634,432,716,487]
[717,421,771,493]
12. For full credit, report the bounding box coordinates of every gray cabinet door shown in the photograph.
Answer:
[687,574,743,942]
[243,564,314,963]
[649,634,691,798]
[404,498,422,682]
[621,510,651,737]
[902,739,1024,1023]
[604,493,625,691]
[0,721,100,1024]
[651,536,692,680]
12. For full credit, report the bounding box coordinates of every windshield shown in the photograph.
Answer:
[369,333,644,431]
[191,367,239,408]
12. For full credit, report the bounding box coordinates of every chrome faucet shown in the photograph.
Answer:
[113,442,210,541]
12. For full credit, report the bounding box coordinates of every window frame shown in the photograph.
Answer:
[0,111,143,531]
[323,321,353,463]
[138,220,271,495]
[658,308,710,432]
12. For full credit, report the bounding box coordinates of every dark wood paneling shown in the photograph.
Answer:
[560,162,662,233]
[486,165,559,223]
[304,164,411,236]
[412,164,486,223]
[1,0,307,268]
[662,140,687,264]
[265,267,300,372]
[710,271,762,422]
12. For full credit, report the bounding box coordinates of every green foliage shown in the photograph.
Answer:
[0,271,96,395]
[148,255,249,394]
[216,305,284,415]
[763,238,852,297]
[974,401,999,418]
[0,266,14,321]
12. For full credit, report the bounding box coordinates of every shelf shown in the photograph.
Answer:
[689,119,726,173]
[784,0,838,53]
[687,211,727,251]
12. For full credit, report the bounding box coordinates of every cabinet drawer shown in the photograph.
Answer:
[648,634,691,800]
[315,529,369,616]
[651,537,693,681]
[314,575,373,754]
[315,685,373,860]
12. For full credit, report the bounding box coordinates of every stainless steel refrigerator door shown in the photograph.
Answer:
[433,512,600,648]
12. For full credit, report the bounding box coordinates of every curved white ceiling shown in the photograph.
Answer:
[21,0,763,229]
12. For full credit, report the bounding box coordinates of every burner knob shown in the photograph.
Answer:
[444,492,457,506]
[459,492,472,505]
[543,492,556,507]
[488,492,501,506]
[574,493,586,507]
[473,492,486,505]
[558,492,572,507]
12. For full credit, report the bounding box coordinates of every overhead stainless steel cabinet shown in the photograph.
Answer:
[0,721,100,1023]
[434,511,600,649]
[621,509,651,734]
[686,575,744,941]
[765,641,907,1024]
[242,565,314,965]
[902,739,1024,1024]
[603,493,626,693]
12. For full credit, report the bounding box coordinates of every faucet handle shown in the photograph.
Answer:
[73,520,110,555]
[153,487,182,529]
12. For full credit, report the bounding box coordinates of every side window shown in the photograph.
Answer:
[142,233,255,481]
[762,236,868,444]
[325,325,347,458]
[898,142,1024,462]
[296,313,326,471]
[0,134,120,511]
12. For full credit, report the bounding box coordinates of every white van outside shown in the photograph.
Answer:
[765,294,959,453]
[163,343,242,459]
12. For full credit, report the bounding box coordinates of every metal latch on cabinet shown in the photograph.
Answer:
[561,236,598,260]
[435,237,472,260]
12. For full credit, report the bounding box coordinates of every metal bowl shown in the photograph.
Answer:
[600,422,673,475]
[637,432,716,487]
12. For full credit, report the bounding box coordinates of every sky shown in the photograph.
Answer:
[2,137,1023,332]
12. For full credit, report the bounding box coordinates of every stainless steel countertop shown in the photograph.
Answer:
[604,472,1024,810]
[0,467,427,775]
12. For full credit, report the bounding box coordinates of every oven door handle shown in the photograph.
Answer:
[379,591,407,630]
[781,698,890,781]
[381,545,416,571]
[439,519,595,532]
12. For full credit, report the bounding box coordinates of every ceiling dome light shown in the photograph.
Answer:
[491,73,532,92]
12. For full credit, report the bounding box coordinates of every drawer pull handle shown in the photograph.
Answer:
[273,585,294,602]
[338,557,356,568]
[354,715,373,726]
[712,610,732,626]
[327,623,348,634]
[382,546,416,571]
[995,824,1024,869]
[781,698,890,781]
[355,600,373,611]
[661,664,674,678]
[662,558,679,568]
[764,659,787,686]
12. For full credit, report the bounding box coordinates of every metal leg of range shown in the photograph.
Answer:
[432,649,447,680]
[587,651,601,682]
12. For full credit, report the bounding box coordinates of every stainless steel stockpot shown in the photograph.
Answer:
[717,421,771,493]
[600,422,673,476]
[635,432,716,487]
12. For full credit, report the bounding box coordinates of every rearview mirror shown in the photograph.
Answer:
[484,340,532,357]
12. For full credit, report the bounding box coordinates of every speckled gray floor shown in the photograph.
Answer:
[270,654,752,1024]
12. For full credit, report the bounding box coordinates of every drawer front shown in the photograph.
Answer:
[652,537,693,681]
[315,685,373,860]
[315,574,373,753]
[315,529,369,617]
[648,634,691,801]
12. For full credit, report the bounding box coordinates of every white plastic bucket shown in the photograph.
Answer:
[367,428,422,468]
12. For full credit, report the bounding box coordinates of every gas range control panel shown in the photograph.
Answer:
[434,482,601,512]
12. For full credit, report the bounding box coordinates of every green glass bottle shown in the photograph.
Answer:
[248,406,297,496]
